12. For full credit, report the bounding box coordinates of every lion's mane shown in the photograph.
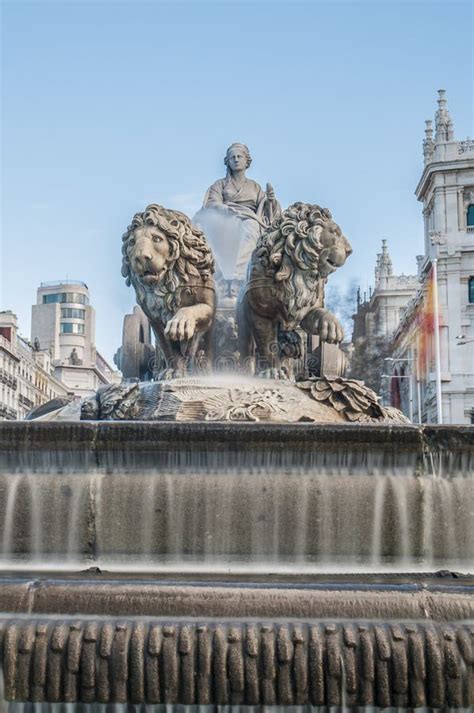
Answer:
[121,204,215,319]
[252,202,346,319]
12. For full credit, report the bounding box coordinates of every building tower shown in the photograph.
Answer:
[390,91,474,423]
[32,280,95,367]
[415,90,474,423]
[350,241,418,395]
[31,280,119,397]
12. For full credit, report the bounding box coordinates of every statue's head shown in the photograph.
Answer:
[121,204,214,294]
[256,202,352,283]
[224,143,252,174]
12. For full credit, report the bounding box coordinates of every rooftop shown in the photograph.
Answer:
[39,280,88,289]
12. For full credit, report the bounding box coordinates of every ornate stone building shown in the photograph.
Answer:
[350,241,419,395]
[0,311,70,421]
[389,90,474,424]
[31,280,120,398]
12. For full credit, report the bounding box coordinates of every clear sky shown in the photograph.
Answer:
[1,0,473,363]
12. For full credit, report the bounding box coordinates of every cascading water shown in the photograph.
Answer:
[0,454,473,573]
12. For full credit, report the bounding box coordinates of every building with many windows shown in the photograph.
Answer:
[31,280,95,367]
[387,91,474,424]
[351,91,474,423]
[31,280,120,398]
[0,311,71,421]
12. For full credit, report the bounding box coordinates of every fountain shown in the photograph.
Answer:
[1,151,473,710]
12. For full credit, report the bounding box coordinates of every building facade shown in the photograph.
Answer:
[388,91,474,424]
[350,241,419,395]
[31,280,120,398]
[0,311,70,421]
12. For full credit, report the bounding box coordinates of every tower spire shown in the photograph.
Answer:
[374,239,393,286]
[379,239,393,277]
[435,89,454,142]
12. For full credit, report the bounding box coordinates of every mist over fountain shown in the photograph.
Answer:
[1,146,473,710]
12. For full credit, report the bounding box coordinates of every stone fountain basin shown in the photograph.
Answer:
[0,422,473,570]
[1,573,474,707]
[0,422,473,707]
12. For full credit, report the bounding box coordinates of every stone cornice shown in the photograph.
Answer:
[415,157,474,201]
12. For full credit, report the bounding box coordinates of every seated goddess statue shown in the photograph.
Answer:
[194,143,281,279]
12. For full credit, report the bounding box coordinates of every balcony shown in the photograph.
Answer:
[0,402,18,420]
[0,368,18,390]
[467,225,474,233]
[0,334,17,357]
[18,393,34,408]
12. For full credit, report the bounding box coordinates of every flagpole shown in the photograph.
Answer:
[432,259,443,424]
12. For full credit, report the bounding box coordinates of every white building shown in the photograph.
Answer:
[0,311,71,421]
[389,90,474,424]
[350,241,419,395]
[31,280,120,398]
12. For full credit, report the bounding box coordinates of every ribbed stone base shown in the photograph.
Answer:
[1,617,473,708]
[1,576,474,707]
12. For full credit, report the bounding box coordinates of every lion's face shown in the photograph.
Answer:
[317,221,352,278]
[126,225,173,287]
[257,203,352,285]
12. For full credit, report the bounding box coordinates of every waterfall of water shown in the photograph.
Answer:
[1,466,473,573]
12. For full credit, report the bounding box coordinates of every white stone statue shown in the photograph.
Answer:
[194,143,281,279]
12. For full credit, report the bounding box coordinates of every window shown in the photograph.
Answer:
[469,277,474,304]
[43,292,88,305]
[468,205,474,227]
[60,322,85,334]
[61,308,85,319]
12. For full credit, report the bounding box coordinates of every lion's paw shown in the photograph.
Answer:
[310,309,344,344]
[165,309,197,342]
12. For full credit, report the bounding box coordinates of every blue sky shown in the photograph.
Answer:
[1,0,473,363]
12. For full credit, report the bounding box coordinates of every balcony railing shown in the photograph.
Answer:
[0,368,17,390]
[0,402,18,420]
[467,225,474,233]
[0,334,17,356]
[18,393,34,408]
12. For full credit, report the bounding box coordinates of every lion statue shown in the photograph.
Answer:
[237,202,352,378]
[121,204,216,377]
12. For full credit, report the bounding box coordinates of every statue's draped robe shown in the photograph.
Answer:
[194,176,281,279]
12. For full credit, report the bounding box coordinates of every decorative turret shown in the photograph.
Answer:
[374,239,393,286]
[435,89,454,142]
[423,119,435,164]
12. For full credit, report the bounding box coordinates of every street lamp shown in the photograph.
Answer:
[455,334,474,345]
